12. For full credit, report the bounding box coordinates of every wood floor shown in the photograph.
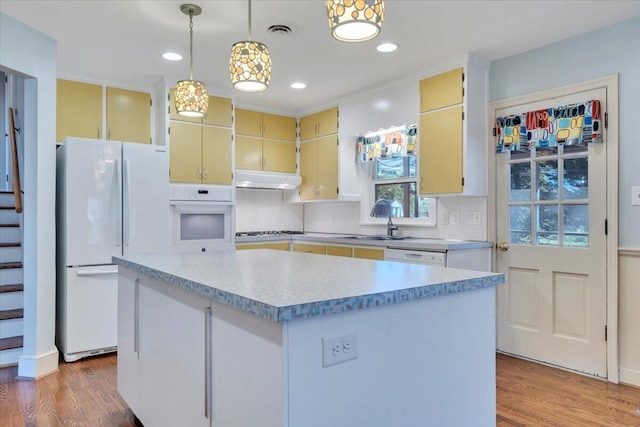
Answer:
[0,353,638,426]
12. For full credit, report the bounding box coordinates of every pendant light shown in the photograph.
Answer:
[175,4,208,117]
[326,0,385,43]
[229,0,272,92]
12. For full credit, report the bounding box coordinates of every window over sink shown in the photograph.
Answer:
[373,154,435,223]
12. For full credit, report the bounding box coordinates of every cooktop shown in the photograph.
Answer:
[235,230,304,237]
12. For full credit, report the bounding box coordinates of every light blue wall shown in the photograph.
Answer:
[0,12,58,376]
[489,17,640,247]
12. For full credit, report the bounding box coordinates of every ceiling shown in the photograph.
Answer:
[1,1,639,115]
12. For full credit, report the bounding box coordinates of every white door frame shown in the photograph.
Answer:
[487,75,619,383]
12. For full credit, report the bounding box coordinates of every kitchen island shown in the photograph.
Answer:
[114,250,504,427]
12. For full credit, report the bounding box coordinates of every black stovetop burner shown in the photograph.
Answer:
[235,230,304,237]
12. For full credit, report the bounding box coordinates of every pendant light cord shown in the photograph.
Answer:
[248,0,252,41]
[189,11,194,80]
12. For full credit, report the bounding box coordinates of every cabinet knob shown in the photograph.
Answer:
[203,169,208,180]
[197,168,202,179]
[498,242,509,252]
[419,176,424,190]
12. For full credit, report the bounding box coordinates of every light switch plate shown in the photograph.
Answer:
[449,211,460,225]
[632,186,640,206]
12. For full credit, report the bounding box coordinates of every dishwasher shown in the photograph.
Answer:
[384,248,446,266]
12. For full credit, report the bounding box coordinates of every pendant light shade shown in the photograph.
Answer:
[326,0,384,43]
[175,4,208,117]
[230,0,271,92]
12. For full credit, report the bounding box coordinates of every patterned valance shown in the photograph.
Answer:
[496,100,602,153]
[356,124,417,163]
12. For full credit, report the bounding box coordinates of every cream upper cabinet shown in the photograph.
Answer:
[56,79,103,142]
[299,135,338,201]
[203,96,233,127]
[106,87,151,144]
[419,106,463,194]
[418,60,488,196]
[419,67,463,113]
[299,106,338,141]
[170,122,232,185]
[169,89,231,127]
[235,108,297,174]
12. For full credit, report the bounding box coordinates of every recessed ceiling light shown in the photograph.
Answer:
[376,43,397,53]
[291,82,307,89]
[162,52,182,61]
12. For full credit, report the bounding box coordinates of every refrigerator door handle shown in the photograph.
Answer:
[115,158,122,247]
[76,267,119,276]
[123,159,131,246]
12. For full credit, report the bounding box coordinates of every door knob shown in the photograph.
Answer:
[498,242,509,252]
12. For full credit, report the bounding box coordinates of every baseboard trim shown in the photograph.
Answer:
[17,348,59,379]
[619,367,640,388]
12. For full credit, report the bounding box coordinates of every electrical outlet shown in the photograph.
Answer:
[469,211,481,225]
[442,213,449,225]
[449,211,460,225]
[322,331,358,367]
[632,186,640,206]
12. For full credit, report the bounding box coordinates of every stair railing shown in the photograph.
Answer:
[8,107,22,214]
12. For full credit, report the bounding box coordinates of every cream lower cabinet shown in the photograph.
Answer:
[354,247,384,260]
[299,135,338,201]
[236,242,291,251]
[293,243,326,255]
[170,121,232,185]
[326,245,353,257]
[118,268,211,427]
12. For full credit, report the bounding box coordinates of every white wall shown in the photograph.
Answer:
[489,17,640,386]
[0,12,59,377]
[235,188,303,232]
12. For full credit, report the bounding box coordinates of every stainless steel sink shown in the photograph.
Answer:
[342,235,410,241]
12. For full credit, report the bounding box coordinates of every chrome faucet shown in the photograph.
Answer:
[370,199,399,237]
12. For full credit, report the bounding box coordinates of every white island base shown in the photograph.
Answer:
[115,251,500,427]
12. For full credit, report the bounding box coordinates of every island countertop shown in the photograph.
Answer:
[113,250,504,323]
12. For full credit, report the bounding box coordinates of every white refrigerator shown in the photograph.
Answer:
[56,137,170,362]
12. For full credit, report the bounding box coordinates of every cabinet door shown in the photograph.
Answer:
[419,67,463,113]
[106,87,151,144]
[263,139,297,173]
[419,106,463,194]
[235,108,263,137]
[235,135,263,171]
[236,242,291,251]
[56,79,102,142]
[326,245,353,257]
[117,267,139,415]
[299,113,317,142]
[202,126,233,185]
[316,135,339,200]
[164,285,212,427]
[299,140,317,200]
[170,122,202,183]
[138,278,169,427]
[203,95,232,127]
[169,88,202,123]
[316,106,339,137]
[262,113,297,141]
[353,247,384,260]
[293,243,326,255]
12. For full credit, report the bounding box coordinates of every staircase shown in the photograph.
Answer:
[0,190,24,366]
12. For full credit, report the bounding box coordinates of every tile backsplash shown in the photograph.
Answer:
[235,189,303,232]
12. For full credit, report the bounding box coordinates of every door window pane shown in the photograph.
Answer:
[536,160,558,201]
[563,157,588,200]
[536,205,558,245]
[510,206,531,244]
[563,204,589,247]
[510,163,531,202]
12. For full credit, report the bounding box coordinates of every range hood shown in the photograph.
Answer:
[235,170,302,190]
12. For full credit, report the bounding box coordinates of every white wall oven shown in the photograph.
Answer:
[170,185,235,252]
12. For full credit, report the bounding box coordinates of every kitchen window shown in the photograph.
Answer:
[373,154,435,223]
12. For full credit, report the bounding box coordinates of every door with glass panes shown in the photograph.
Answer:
[495,87,608,377]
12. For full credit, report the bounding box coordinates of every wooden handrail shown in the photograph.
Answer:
[8,107,22,214]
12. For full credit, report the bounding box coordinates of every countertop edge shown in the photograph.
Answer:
[114,255,504,323]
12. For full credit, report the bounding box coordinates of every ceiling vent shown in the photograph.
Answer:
[267,25,293,35]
